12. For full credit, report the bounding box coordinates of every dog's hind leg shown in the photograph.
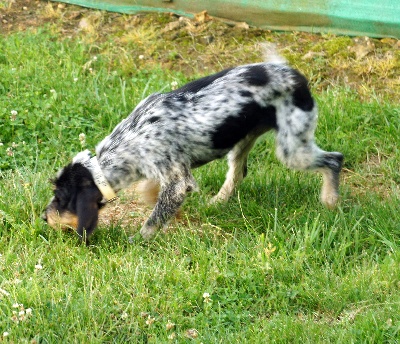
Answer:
[210,134,259,204]
[275,107,343,208]
[314,152,344,207]
[139,171,197,240]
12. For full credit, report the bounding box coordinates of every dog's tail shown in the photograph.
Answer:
[261,43,287,65]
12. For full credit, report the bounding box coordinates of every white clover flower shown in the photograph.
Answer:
[145,315,155,326]
[79,133,86,145]
[3,332,9,338]
[6,147,13,157]
[185,329,199,339]
[138,55,144,60]
[10,110,17,121]
[202,292,211,303]
[166,320,175,330]
[0,288,10,297]
[34,263,43,270]
[11,311,19,323]
[25,308,32,316]
[171,81,178,90]
[73,77,79,82]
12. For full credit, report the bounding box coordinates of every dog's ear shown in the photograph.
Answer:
[76,186,103,245]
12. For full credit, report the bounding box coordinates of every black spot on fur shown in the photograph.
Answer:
[243,163,248,178]
[242,65,269,86]
[291,70,314,112]
[211,103,277,150]
[170,68,234,94]
[173,94,187,102]
[316,152,344,172]
[115,165,131,177]
[148,116,160,124]
[283,147,289,157]
[239,90,253,98]
[163,96,186,112]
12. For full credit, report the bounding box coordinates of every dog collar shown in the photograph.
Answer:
[84,156,118,203]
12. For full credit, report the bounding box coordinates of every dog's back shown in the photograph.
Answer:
[96,58,311,180]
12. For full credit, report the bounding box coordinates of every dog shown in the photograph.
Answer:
[43,46,343,244]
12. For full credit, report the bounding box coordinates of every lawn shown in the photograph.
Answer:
[0,1,399,342]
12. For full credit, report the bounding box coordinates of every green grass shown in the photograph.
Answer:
[1,27,400,343]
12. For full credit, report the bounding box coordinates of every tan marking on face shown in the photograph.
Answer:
[46,208,78,231]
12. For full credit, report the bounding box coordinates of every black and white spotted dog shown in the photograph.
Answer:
[43,47,343,243]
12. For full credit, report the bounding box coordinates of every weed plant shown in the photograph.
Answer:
[0,26,399,343]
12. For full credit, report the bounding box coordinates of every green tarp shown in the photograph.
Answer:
[54,0,400,38]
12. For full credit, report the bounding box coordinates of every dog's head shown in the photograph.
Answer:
[43,151,105,242]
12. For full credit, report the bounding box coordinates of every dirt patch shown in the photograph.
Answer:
[98,183,190,233]
[98,185,147,231]
[343,154,399,200]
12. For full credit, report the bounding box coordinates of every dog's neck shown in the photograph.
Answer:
[83,156,118,202]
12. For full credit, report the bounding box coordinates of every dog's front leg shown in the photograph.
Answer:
[139,178,192,240]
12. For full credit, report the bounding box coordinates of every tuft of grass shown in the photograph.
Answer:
[0,11,399,344]
[39,2,62,20]
[0,0,13,10]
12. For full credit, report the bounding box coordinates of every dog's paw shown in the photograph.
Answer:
[128,232,142,244]
[139,224,158,241]
[321,191,339,209]
[209,194,229,205]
